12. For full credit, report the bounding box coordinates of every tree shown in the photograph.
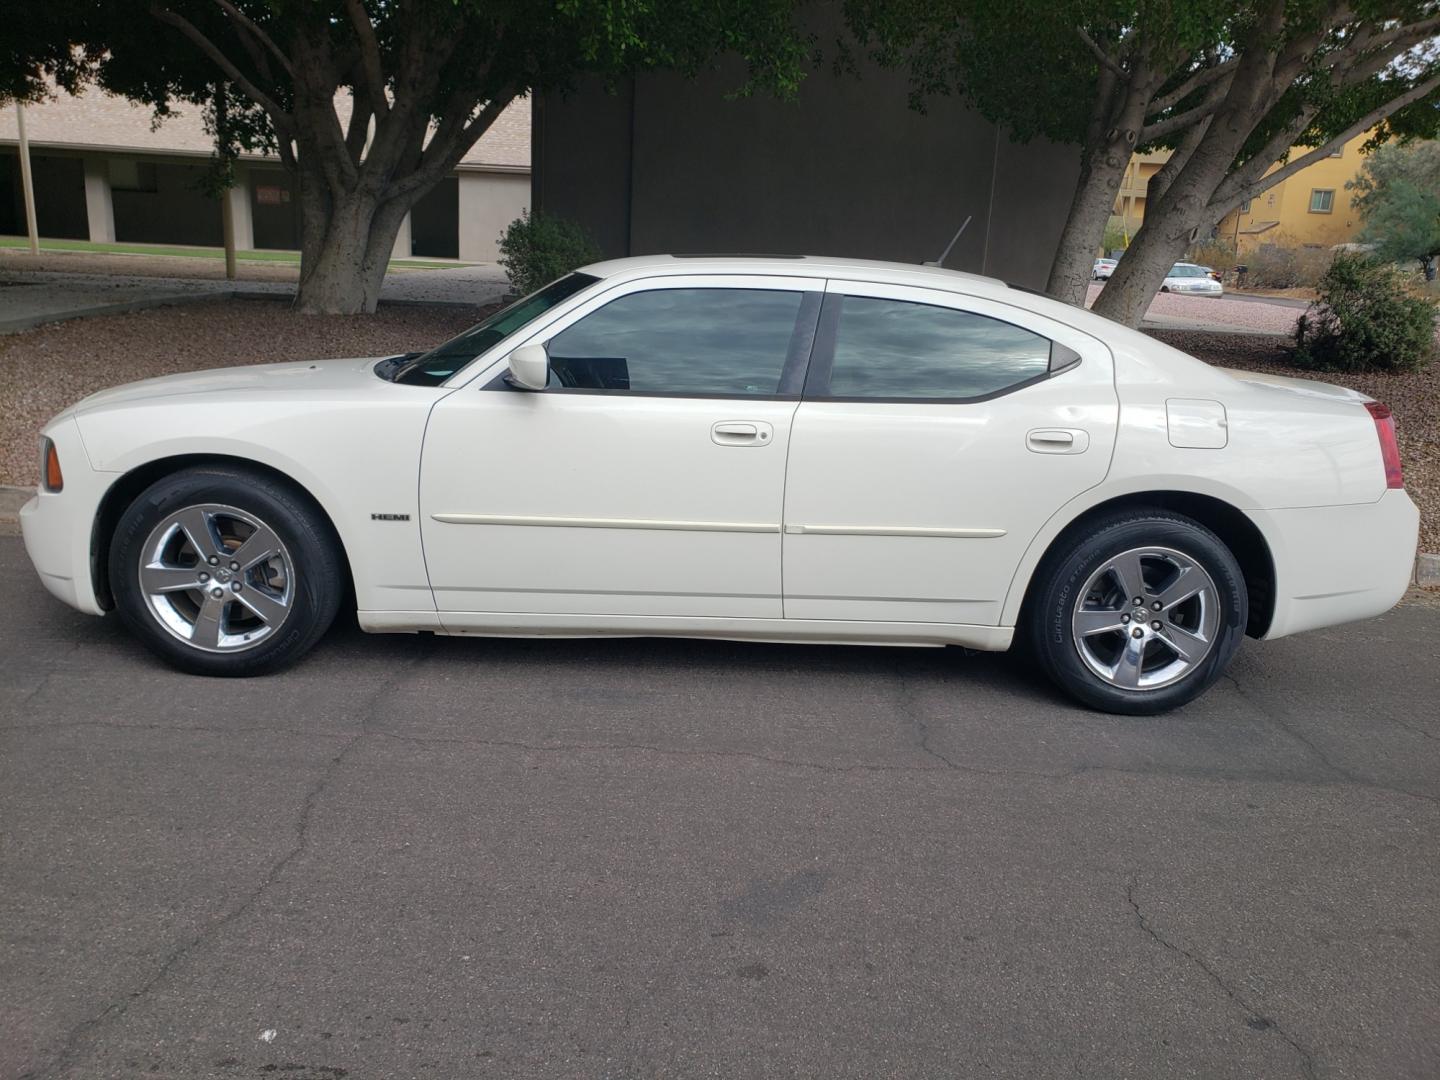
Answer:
[844,1,1440,326]
[2,1,809,314]
[1349,139,1440,279]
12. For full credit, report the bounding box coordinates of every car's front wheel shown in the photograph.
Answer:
[1027,510,1247,714]
[109,466,344,676]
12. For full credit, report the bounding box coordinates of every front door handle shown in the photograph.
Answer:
[1026,428,1089,454]
[712,421,773,446]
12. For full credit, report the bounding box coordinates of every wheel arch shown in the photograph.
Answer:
[1006,490,1277,639]
[89,454,356,611]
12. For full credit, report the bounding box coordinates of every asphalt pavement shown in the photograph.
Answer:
[2,536,1437,1080]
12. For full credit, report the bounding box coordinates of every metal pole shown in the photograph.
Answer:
[15,104,40,256]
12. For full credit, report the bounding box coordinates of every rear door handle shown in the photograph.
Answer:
[1026,428,1089,454]
[712,421,773,446]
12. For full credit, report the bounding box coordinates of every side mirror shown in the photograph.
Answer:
[506,342,550,391]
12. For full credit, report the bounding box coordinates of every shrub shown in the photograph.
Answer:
[497,210,602,296]
[1102,215,1130,255]
[1186,238,1237,273]
[1241,242,1333,289]
[1293,253,1437,373]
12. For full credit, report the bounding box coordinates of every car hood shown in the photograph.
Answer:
[73,355,392,413]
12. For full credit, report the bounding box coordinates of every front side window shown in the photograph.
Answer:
[545,287,804,396]
[395,273,600,386]
[821,296,1056,401]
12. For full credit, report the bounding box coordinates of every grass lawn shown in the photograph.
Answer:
[0,235,467,271]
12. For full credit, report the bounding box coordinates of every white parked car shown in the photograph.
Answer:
[1161,262,1224,296]
[1093,258,1117,280]
[21,255,1417,714]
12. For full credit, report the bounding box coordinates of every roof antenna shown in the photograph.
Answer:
[924,215,973,268]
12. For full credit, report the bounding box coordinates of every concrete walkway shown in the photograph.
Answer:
[0,261,509,333]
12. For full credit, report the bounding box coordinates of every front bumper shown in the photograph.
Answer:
[19,418,108,617]
[1257,488,1420,640]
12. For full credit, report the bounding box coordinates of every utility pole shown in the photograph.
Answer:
[15,104,40,256]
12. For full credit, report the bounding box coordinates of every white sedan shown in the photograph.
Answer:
[21,255,1417,714]
[1161,262,1225,296]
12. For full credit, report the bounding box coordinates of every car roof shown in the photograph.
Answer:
[578,253,1007,293]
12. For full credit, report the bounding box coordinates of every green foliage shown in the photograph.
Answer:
[1186,238,1236,272]
[1102,215,1130,254]
[1241,243,1333,289]
[1349,141,1440,279]
[1294,253,1437,373]
[498,210,603,296]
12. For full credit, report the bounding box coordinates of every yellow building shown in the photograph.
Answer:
[1215,131,1372,254]
[1112,150,1168,240]
[1113,130,1374,253]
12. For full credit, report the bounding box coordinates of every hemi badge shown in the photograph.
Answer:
[371,513,411,521]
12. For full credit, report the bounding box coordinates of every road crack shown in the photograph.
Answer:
[1126,875,1318,1080]
[29,647,431,1080]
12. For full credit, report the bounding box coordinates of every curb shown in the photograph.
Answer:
[0,290,239,335]
[1,483,1437,588]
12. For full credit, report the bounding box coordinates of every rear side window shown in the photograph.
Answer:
[821,296,1057,401]
[546,287,803,396]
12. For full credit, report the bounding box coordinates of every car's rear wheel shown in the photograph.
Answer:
[1027,510,1247,714]
[110,467,343,676]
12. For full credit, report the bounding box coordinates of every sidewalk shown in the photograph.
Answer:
[0,255,509,333]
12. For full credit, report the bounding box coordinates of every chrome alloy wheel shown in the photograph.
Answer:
[138,503,294,653]
[1071,546,1220,691]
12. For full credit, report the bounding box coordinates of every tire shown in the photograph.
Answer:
[1026,509,1247,715]
[109,466,344,676]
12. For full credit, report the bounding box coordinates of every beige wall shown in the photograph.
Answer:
[459,171,529,262]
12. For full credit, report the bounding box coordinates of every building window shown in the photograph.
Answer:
[1239,199,1252,214]
[1329,147,1343,158]
[1309,189,1335,214]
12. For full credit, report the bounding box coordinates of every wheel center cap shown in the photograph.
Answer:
[215,567,232,584]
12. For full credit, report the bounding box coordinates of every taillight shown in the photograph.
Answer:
[41,437,63,492]
[1364,402,1403,489]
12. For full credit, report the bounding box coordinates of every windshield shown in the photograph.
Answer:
[395,273,600,386]
[1169,264,1207,278]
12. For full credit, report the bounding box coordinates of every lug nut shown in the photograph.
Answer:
[1152,600,1163,611]
[1151,621,1161,630]
[207,556,219,566]
[1133,596,1143,606]
[229,561,239,571]
[198,572,210,582]
[231,581,243,592]
[210,587,224,599]
[1121,614,1130,623]
[1131,627,1144,638]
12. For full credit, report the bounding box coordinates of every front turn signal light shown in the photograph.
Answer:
[42,438,63,492]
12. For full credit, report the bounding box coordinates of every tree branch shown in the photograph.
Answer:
[384,92,517,202]
[150,5,292,133]
[344,0,389,117]
[1149,56,1239,116]
[212,0,293,78]
[1076,27,1127,78]
[1213,68,1440,212]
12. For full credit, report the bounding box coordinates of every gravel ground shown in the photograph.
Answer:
[1,301,1433,554]
[1087,282,1306,335]
[1147,329,1440,553]
[0,299,491,489]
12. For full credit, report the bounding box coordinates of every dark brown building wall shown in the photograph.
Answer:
[532,59,1078,290]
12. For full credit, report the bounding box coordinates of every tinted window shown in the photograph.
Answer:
[824,296,1054,400]
[396,273,598,386]
[546,288,803,396]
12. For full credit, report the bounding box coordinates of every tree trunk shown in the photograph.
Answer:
[1045,140,1132,306]
[293,188,408,315]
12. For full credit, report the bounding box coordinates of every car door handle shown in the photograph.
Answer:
[1026,428,1089,454]
[712,421,772,446]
